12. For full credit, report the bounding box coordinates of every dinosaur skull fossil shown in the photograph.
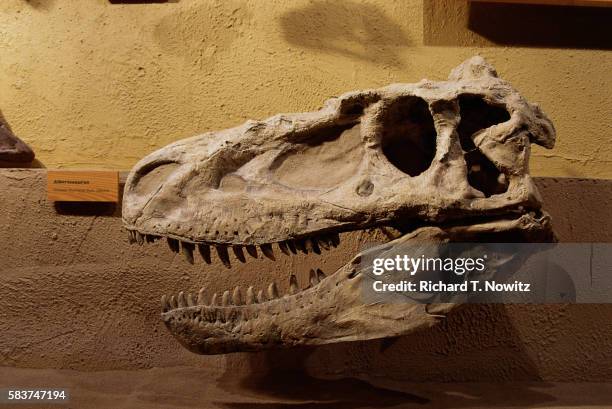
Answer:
[123,57,556,354]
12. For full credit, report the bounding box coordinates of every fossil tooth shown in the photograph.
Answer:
[319,236,333,249]
[286,241,298,254]
[232,286,243,305]
[311,240,322,254]
[289,274,299,295]
[216,245,231,268]
[246,245,258,259]
[161,294,169,311]
[232,246,246,263]
[187,292,195,307]
[268,282,279,299]
[278,241,290,255]
[261,244,275,260]
[294,240,308,254]
[305,238,321,255]
[329,233,340,247]
[211,292,219,306]
[178,291,187,308]
[317,236,330,250]
[246,286,255,305]
[304,239,313,252]
[194,316,201,325]
[257,289,266,303]
[169,295,178,309]
[197,287,206,305]
[309,269,319,287]
[181,242,195,264]
[198,244,212,264]
[222,290,230,306]
[135,231,144,245]
[316,268,326,281]
[167,238,180,253]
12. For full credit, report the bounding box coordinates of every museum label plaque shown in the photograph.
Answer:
[47,170,119,202]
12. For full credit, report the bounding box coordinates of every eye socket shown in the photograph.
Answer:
[380,96,437,177]
[457,94,511,197]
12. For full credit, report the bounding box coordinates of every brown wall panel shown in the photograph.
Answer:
[0,169,610,381]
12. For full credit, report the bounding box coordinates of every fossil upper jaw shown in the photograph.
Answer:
[122,56,555,247]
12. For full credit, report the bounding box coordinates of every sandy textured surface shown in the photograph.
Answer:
[1,365,612,409]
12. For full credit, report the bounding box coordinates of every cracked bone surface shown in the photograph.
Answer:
[123,56,556,354]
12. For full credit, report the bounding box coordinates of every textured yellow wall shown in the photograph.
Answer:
[0,0,610,177]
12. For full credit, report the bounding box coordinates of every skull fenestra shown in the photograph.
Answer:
[122,57,555,354]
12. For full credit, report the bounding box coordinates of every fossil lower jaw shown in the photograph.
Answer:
[161,258,358,354]
[151,211,553,354]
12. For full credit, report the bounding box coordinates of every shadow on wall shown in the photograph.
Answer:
[217,305,569,408]
[424,0,612,49]
[21,0,55,10]
[52,186,123,217]
[217,362,429,408]
[278,1,411,68]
